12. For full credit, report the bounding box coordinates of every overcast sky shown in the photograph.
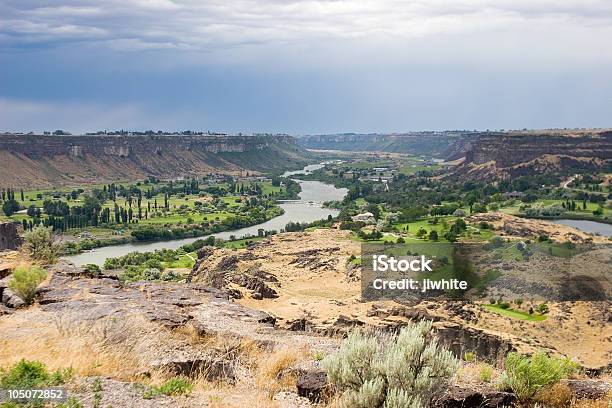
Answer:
[1,0,612,134]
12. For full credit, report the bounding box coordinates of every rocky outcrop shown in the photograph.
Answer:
[562,379,612,399]
[457,131,612,180]
[0,134,307,188]
[0,222,21,250]
[434,322,515,366]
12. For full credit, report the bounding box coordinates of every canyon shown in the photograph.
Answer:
[0,134,308,188]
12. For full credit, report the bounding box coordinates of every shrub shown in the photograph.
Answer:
[324,321,458,408]
[497,352,578,401]
[536,303,549,314]
[0,359,49,388]
[8,265,47,305]
[463,352,475,362]
[83,264,101,277]
[23,226,60,264]
[478,364,494,383]
[488,236,505,248]
[157,377,193,396]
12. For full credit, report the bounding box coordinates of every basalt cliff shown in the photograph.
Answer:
[0,134,308,188]
[456,130,612,180]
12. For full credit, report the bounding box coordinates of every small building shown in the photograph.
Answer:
[352,212,376,224]
[453,209,466,217]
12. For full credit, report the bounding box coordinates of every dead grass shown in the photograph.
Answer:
[534,383,574,408]
[255,346,310,399]
[570,394,612,408]
[0,311,154,380]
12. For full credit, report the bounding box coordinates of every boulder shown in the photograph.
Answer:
[563,379,612,400]
[1,287,26,308]
[434,386,516,408]
[296,369,328,403]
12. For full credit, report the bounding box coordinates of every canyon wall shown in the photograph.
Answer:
[458,131,612,180]
[0,134,307,188]
[298,132,472,157]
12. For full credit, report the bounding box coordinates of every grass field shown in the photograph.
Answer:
[482,304,547,321]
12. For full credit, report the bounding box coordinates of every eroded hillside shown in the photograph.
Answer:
[0,134,308,188]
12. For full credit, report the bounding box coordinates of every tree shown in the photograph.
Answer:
[428,230,439,241]
[2,199,20,216]
[23,226,59,264]
[416,227,427,239]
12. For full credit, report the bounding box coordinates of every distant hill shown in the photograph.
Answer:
[299,130,612,180]
[0,134,309,188]
[298,132,477,157]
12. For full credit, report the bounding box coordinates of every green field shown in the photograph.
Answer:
[482,304,547,321]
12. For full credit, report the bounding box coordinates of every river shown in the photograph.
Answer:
[64,164,347,266]
[549,219,612,237]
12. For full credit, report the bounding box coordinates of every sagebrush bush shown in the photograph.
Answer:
[23,226,60,264]
[8,264,47,304]
[497,352,577,401]
[324,321,458,408]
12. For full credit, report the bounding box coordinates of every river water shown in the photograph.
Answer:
[549,219,612,237]
[64,164,347,266]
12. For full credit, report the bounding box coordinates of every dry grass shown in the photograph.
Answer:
[0,312,155,380]
[570,394,612,408]
[455,362,500,385]
[256,347,303,397]
[534,383,574,408]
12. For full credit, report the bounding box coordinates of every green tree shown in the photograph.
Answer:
[2,199,20,216]
[23,226,60,264]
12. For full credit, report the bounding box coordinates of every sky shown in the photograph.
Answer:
[1,0,612,134]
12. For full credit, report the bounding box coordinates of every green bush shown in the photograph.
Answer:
[535,303,549,314]
[157,377,193,396]
[497,352,577,401]
[324,321,458,408]
[23,226,60,264]
[83,264,101,277]
[0,359,73,389]
[8,265,47,305]
[478,364,493,383]
[463,352,475,362]
[0,359,49,388]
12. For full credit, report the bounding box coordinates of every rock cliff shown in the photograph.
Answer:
[456,130,612,180]
[0,222,21,250]
[0,134,308,188]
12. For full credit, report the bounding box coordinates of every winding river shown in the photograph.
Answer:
[64,164,347,266]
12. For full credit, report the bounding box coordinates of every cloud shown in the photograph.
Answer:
[1,0,611,65]
[0,98,150,133]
